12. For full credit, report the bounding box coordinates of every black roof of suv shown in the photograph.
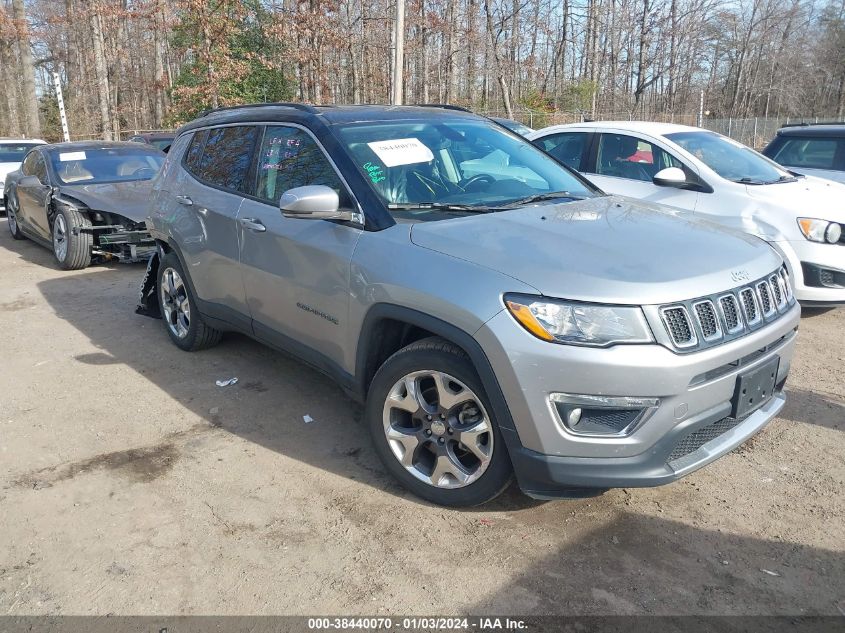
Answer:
[179,103,478,136]
[771,123,845,139]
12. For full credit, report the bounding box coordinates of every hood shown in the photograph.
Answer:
[744,176,845,223]
[61,180,155,223]
[410,196,783,305]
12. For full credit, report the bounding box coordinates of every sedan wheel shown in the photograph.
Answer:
[382,369,494,489]
[7,195,25,240]
[52,213,68,262]
[51,207,92,270]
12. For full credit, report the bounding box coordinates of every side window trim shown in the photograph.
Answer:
[584,131,599,173]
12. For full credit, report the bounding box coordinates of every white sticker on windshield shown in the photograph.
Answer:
[59,151,86,161]
[367,138,434,167]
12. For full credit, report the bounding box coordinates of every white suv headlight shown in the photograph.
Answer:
[797,218,841,244]
[505,295,654,347]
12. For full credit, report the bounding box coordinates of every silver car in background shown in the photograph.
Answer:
[139,104,799,506]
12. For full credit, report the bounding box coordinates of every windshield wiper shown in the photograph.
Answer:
[494,191,588,208]
[735,175,798,185]
[387,202,491,213]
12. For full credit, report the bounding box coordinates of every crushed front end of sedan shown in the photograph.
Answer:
[5,141,164,269]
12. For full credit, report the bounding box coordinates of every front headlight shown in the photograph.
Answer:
[505,294,654,347]
[797,218,841,244]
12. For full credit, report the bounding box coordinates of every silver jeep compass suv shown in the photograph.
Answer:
[139,104,799,506]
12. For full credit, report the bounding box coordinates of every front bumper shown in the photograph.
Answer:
[775,239,845,305]
[475,302,800,496]
[505,392,784,498]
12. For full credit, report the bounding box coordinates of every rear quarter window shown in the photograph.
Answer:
[185,126,258,192]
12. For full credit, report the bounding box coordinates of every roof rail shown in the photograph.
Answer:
[413,103,473,113]
[198,102,319,117]
[780,121,845,128]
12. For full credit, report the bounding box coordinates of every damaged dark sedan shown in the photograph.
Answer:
[3,141,163,269]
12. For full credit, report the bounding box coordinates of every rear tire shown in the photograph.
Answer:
[366,337,513,507]
[157,251,222,351]
[7,194,26,241]
[52,207,92,270]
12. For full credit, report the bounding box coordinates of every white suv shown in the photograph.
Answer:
[529,122,845,307]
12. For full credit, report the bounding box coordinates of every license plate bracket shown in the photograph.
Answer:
[732,357,780,418]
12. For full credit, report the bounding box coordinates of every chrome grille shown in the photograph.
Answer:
[757,281,775,318]
[719,295,743,334]
[769,274,785,309]
[693,301,721,341]
[740,288,760,325]
[780,267,793,301]
[657,267,795,352]
[660,307,696,348]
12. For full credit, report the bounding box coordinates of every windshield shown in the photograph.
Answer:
[335,118,595,213]
[49,147,164,185]
[0,143,42,163]
[665,131,790,184]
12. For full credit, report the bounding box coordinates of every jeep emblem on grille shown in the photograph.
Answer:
[731,269,750,282]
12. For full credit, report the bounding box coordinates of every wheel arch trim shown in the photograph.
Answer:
[355,303,517,433]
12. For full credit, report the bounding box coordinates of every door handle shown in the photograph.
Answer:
[175,195,193,206]
[239,218,266,232]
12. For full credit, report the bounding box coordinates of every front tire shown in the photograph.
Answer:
[7,194,26,240]
[157,251,222,351]
[52,207,92,270]
[366,337,513,506]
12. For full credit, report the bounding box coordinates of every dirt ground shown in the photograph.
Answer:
[0,217,843,617]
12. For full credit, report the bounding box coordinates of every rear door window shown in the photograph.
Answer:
[533,132,589,171]
[772,137,842,170]
[190,126,258,192]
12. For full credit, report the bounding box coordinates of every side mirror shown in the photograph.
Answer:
[652,167,688,188]
[18,175,43,188]
[280,185,354,221]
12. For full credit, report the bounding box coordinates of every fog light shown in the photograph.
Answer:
[550,393,660,436]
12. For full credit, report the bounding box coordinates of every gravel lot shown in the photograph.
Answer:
[0,217,843,616]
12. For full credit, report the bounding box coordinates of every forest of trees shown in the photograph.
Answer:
[1,0,844,141]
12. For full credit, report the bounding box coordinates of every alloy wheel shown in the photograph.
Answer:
[160,267,191,339]
[382,370,494,489]
[7,200,18,235]
[52,214,68,262]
